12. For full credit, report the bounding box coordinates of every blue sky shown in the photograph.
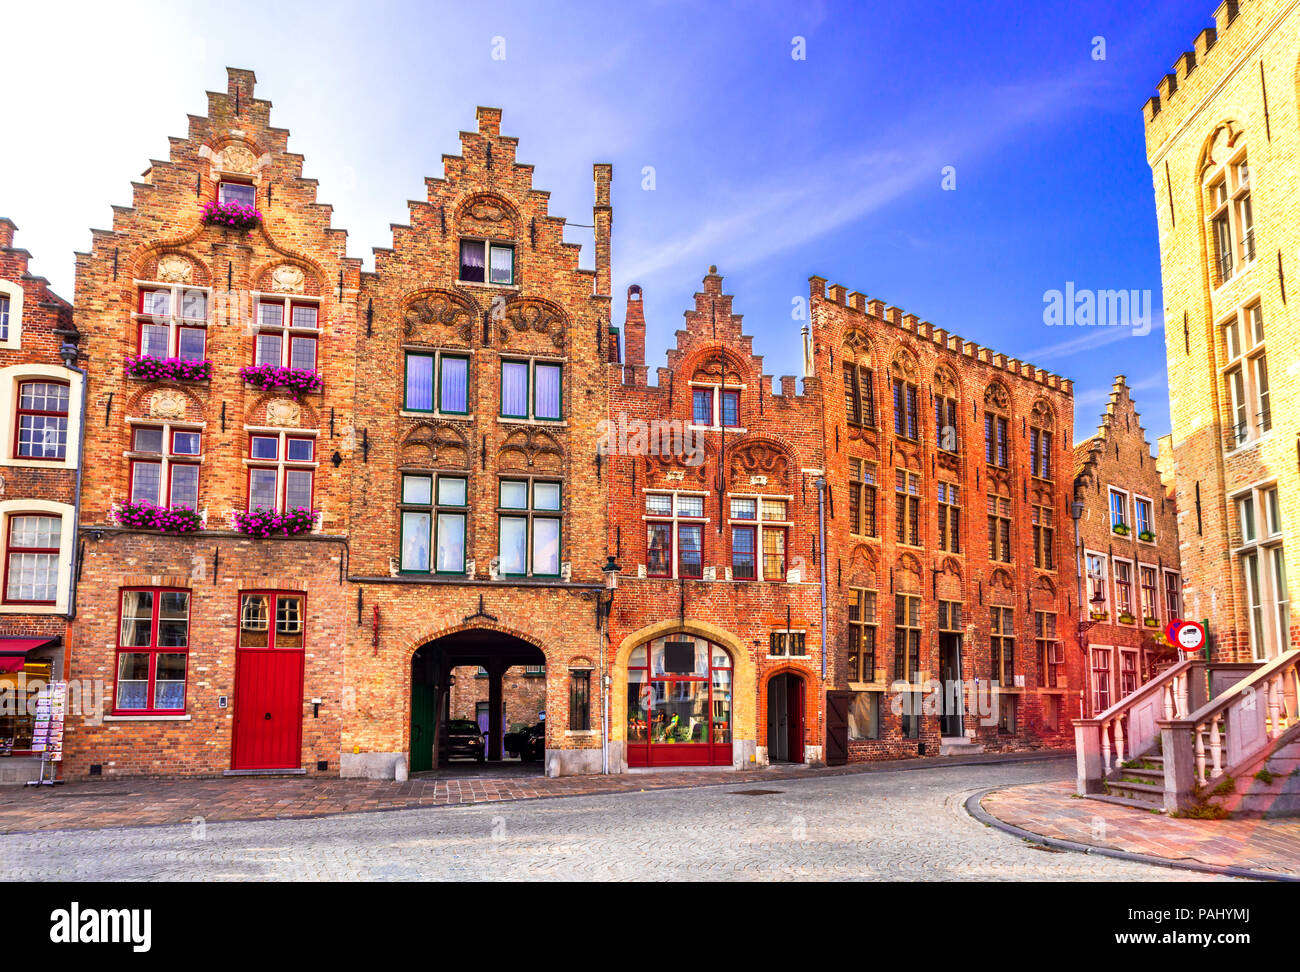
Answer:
[1,0,1215,442]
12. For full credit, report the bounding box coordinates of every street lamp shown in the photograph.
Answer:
[602,555,621,592]
[599,556,621,776]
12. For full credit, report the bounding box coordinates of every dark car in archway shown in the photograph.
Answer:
[504,722,545,762]
[439,719,486,762]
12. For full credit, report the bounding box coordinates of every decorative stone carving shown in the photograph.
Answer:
[749,475,768,486]
[221,144,259,174]
[499,426,563,471]
[404,293,475,343]
[156,255,193,284]
[402,422,471,469]
[266,399,302,427]
[842,329,872,359]
[271,264,306,294]
[692,351,743,386]
[149,389,187,420]
[1031,398,1055,430]
[729,442,789,486]
[984,381,1010,412]
[500,300,565,351]
[890,347,920,381]
[468,200,507,222]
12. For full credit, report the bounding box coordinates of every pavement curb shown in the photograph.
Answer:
[965,785,1297,883]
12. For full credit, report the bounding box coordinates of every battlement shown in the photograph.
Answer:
[1142,0,1271,136]
[809,276,1074,396]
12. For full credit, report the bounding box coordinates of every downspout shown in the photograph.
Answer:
[63,346,88,623]
[816,477,828,680]
[1070,497,1086,716]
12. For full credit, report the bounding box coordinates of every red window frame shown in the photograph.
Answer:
[129,458,163,505]
[646,522,673,578]
[136,288,208,359]
[2,513,60,605]
[237,590,307,651]
[677,522,703,579]
[247,435,316,512]
[692,388,713,426]
[113,586,190,715]
[253,298,321,370]
[218,180,257,207]
[170,429,201,456]
[168,462,200,508]
[731,524,757,581]
[721,389,741,428]
[14,380,70,462]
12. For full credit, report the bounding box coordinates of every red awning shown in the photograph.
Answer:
[0,637,58,672]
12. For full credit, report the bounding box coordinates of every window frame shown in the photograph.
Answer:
[458,238,516,286]
[688,382,745,431]
[14,380,70,461]
[497,476,563,578]
[936,481,961,553]
[251,294,321,373]
[726,494,791,582]
[217,180,257,208]
[126,422,203,509]
[403,349,471,416]
[644,490,707,580]
[398,472,469,575]
[848,458,878,539]
[499,357,564,422]
[134,280,211,362]
[2,513,61,605]
[244,430,318,514]
[112,586,191,715]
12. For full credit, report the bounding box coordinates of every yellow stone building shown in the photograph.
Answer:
[1144,0,1299,661]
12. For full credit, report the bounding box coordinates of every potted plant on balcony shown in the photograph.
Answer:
[201,199,262,233]
[1089,610,1109,621]
[231,506,319,538]
[110,501,205,534]
[124,355,212,383]
[1144,616,1160,627]
[1138,529,1155,542]
[1118,612,1136,625]
[1112,523,1130,537]
[239,363,323,394]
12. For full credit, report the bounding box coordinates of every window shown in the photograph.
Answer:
[1222,302,1270,448]
[253,296,319,373]
[1140,565,1159,622]
[1109,489,1129,531]
[1029,426,1052,480]
[499,478,562,577]
[893,594,921,683]
[843,363,876,428]
[1035,612,1061,689]
[848,458,877,538]
[690,384,742,429]
[1090,648,1112,714]
[625,636,732,755]
[15,381,69,460]
[400,473,468,574]
[847,692,881,740]
[1135,497,1153,539]
[936,482,960,553]
[990,607,1014,685]
[1113,560,1133,619]
[569,669,591,730]
[0,294,8,343]
[136,283,209,361]
[238,593,305,654]
[1164,570,1181,618]
[984,413,1008,467]
[1235,484,1287,660]
[1031,505,1054,569]
[1086,553,1108,616]
[4,515,60,603]
[892,377,918,440]
[114,588,189,713]
[768,630,807,657]
[404,351,469,414]
[934,394,959,453]
[129,425,202,509]
[894,471,920,546]
[459,239,514,285]
[987,495,1011,563]
[500,359,562,421]
[847,588,877,682]
[218,181,257,207]
[1206,151,1253,286]
[728,496,790,581]
[645,492,705,579]
[1120,650,1138,697]
[246,432,316,513]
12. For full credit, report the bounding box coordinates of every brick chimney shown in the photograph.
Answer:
[593,163,612,298]
[623,284,646,367]
[0,217,16,250]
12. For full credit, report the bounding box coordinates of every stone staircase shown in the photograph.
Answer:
[1102,727,1228,810]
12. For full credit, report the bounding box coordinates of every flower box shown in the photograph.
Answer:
[125,355,211,383]
[1138,530,1155,542]
[1090,611,1109,621]
[239,364,323,394]
[231,507,319,538]
[1118,613,1136,625]
[110,502,205,534]
[201,200,262,232]
[1112,524,1130,536]
[1144,617,1161,627]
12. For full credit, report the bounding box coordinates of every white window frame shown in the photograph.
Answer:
[0,279,22,350]
[1108,487,1130,531]
[1112,556,1135,622]
[1233,481,1288,660]
[1084,549,1110,618]
[1133,494,1155,542]
[643,489,708,580]
[1205,146,1254,289]
[242,427,319,516]
[252,293,321,372]
[0,500,75,614]
[726,492,793,582]
[688,381,747,433]
[124,418,205,510]
[133,279,212,360]
[0,365,83,471]
[1220,299,1269,451]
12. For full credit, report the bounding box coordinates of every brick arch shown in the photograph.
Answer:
[889,345,920,381]
[406,620,552,660]
[401,288,479,345]
[984,379,1011,413]
[1195,119,1246,180]
[136,248,212,287]
[123,382,206,422]
[1030,397,1056,431]
[681,342,752,386]
[933,364,961,398]
[611,618,757,750]
[726,432,798,489]
[128,231,210,282]
[248,246,332,298]
[759,663,818,753]
[454,190,521,239]
[243,392,319,430]
[841,327,876,363]
[252,259,323,297]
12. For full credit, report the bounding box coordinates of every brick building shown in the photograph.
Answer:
[64,70,361,778]
[1073,376,1183,716]
[343,106,613,779]
[809,280,1081,760]
[606,273,826,769]
[1144,0,1299,662]
[447,664,547,733]
[0,220,79,781]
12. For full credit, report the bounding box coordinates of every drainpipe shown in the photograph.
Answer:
[1070,498,1086,716]
[816,477,828,678]
[62,345,88,624]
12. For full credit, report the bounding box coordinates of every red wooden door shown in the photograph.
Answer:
[787,676,805,764]
[232,647,303,770]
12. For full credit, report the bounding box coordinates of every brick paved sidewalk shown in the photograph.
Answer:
[979,780,1300,879]
[0,749,1069,834]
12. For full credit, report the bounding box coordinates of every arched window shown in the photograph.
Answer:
[841,332,875,428]
[1030,400,1054,480]
[1202,127,1253,286]
[626,635,732,767]
[983,382,1010,468]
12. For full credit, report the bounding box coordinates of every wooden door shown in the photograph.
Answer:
[787,676,805,764]
[232,648,303,771]
[825,691,852,766]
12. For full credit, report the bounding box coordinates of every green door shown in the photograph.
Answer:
[411,681,435,773]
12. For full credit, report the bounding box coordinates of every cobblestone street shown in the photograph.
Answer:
[0,757,1238,881]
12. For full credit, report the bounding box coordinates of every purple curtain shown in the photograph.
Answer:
[535,364,561,419]
[502,362,529,417]
[440,357,468,413]
[406,354,434,410]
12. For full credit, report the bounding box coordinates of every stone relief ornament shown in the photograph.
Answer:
[266,399,302,427]
[404,293,475,343]
[221,144,259,174]
[501,300,565,350]
[468,201,506,222]
[271,264,306,294]
[156,255,193,284]
[149,390,187,420]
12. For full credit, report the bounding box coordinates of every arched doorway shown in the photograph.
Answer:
[625,634,732,767]
[766,672,805,763]
[410,627,546,775]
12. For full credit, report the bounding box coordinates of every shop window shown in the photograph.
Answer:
[893,594,921,682]
[115,588,189,713]
[625,636,732,765]
[847,692,880,740]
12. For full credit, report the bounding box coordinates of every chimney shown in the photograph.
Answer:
[0,218,15,250]
[593,163,612,298]
[623,284,646,367]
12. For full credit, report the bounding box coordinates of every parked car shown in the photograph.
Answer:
[439,719,486,763]
[504,722,545,762]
